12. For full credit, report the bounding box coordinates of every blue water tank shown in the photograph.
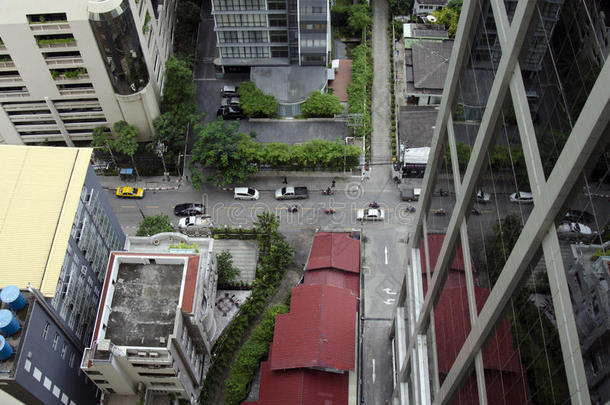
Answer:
[0,335,13,361]
[1,286,26,311]
[0,310,19,336]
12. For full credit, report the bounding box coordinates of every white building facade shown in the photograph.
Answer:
[0,0,175,145]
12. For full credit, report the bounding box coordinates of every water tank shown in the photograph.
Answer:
[1,286,26,311]
[0,336,13,361]
[0,309,19,336]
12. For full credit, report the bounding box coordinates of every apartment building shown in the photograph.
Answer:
[412,0,447,18]
[81,234,218,404]
[391,0,610,404]
[0,0,176,145]
[212,0,330,68]
[0,145,126,405]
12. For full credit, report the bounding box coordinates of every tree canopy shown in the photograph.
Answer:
[136,214,174,236]
[216,250,241,286]
[301,92,343,117]
[432,0,462,37]
[347,3,372,36]
[190,119,259,188]
[238,81,278,118]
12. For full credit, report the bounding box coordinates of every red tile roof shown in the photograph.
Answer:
[421,233,466,274]
[304,269,359,297]
[243,361,348,405]
[306,232,360,274]
[328,60,352,103]
[270,284,357,372]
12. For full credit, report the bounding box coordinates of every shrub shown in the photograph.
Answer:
[216,250,241,285]
[301,92,343,117]
[136,214,174,236]
[238,82,279,118]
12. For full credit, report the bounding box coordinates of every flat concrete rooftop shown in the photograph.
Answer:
[106,263,183,347]
[251,66,327,104]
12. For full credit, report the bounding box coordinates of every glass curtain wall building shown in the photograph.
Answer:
[391,0,610,404]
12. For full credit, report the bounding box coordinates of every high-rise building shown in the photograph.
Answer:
[391,0,610,404]
[0,145,125,405]
[0,0,176,146]
[211,0,330,68]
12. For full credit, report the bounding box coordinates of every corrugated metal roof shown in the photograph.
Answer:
[304,269,359,297]
[0,145,91,296]
[270,284,357,372]
[305,232,360,274]
[243,361,349,405]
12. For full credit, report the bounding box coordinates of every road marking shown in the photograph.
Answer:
[372,359,376,383]
[383,288,397,295]
[384,298,395,305]
[145,206,159,209]
[120,205,136,208]
[194,78,217,81]
[384,246,388,264]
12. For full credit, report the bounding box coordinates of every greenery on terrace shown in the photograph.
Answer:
[36,37,76,46]
[199,212,294,404]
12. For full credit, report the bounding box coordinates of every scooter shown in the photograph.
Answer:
[471,208,481,215]
[288,205,298,213]
[432,208,447,216]
[322,188,334,195]
[439,188,449,197]
[369,201,380,209]
[405,205,416,213]
[324,208,336,214]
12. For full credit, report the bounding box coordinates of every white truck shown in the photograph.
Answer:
[178,216,213,236]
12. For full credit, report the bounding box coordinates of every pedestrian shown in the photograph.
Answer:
[282,176,287,184]
[331,179,336,188]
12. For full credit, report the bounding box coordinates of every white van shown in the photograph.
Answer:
[234,187,259,200]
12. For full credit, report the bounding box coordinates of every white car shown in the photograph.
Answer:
[234,187,259,200]
[357,208,385,221]
[178,215,213,230]
[557,222,593,236]
[510,191,534,204]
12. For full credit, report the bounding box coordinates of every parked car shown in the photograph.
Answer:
[217,105,245,120]
[557,222,594,238]
[275,186,309,200]
[510,191,534,204]
[174,203,205,217]
[234,187,259,200]
[563,210,594,224]
[357,208,385,221]
[178,215,213,231]
[221,85,238,97]
[476,189,491,204]
[221,97,240,107]
[116,186,144,199]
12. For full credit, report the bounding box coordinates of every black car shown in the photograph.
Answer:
[563,210,595,224]
[216,105,245,120]
[174,203,205,217]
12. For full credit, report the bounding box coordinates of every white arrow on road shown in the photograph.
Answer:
[384,299,396,305]
[383,288,397,295]
[384,246,388,264]
[372,359,376,383]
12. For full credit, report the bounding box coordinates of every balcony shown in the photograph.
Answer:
[29,22,71,33]
[0,60,15,69]
[0,89,29,99]
[45,56,84,67]
[53,74,90,83]
[0,75,22,84]
[37,39,78,50]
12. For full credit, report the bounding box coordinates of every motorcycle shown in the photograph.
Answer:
[439,188,449,197]
[471,208,481,215]
[405,205,416,213]
[432,208,447,216]
[369,201,380,209]
[324,208,336,214]
[288,205,298,213]
[322,188,334,195]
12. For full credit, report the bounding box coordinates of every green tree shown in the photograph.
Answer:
[90,125,118,168]
[216,250,241,286]
[347,3,372,36]
[484,214,523,285]
[301,92,343,117]
[431,0,462,38]
[254,211,280,256]
[173,0,202,57]
[189,119,259,188]
[113,121,140,176]
[388,0,412,16]
[261,142,291,166]
[136,214,174,236]
[238,81,278,118]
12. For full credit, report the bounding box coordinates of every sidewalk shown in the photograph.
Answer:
[96,171,363,193]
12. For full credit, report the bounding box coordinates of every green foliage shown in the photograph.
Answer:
[331,6,349,32]
[225,304,289,405]
[36,37,76,46]
[136,214,174,236]
[591,248,609,262]
[91,126,111,148]
[169,242,199,252]
[347,3,372,36]
[602,223,610,243]
[388,0,412,16]
[112,121,139,157]
[484,214,523,285]
[301,92,343,118]
[160,56,197,120]
[142,11,151,34]
[200,212,293,405]
[347,44,373,160]
[431,0,462,37]
[216,250,241,285]
[173,0,201,57]
[190,120,259,187]
[238,81,279,118]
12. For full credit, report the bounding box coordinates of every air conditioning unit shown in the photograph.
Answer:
[150,352,159,358]
[97,339,111,352]
[345,137,354,144]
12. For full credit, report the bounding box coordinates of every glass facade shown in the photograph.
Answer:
[88,0,149,95]
[392,1,610,405]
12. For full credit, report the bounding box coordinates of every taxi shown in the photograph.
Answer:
[116,186,144,199]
